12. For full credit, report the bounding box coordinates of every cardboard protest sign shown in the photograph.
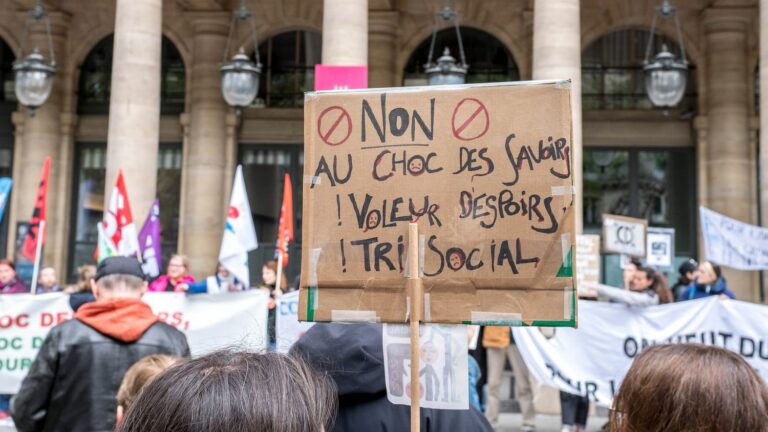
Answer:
[576,234,600,296]
[602,214,647,257]
[300,81,576,326]
[645,227,675,269]
[383,323,469,410]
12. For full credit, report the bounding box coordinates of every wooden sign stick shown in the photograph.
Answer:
[408,222,422,432]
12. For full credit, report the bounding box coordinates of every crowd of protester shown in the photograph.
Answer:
[1,254,764,431]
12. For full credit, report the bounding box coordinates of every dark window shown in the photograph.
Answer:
[256,30,322,108]
[584,148,696,257]
[239,145,303,286]
[0,40,14,257]
[67,143,183,280]
[582,29,697,112]
[1,41,16,102]
[403,27,519,86]
[78,36,185,114]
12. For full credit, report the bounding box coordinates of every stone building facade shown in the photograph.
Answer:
[0,0,766,303]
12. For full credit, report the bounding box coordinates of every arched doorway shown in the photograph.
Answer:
[403,27,519,86]
[68,35,186,277]
[581,29,698,285]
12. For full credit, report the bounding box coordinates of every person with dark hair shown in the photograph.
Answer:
[69,264,97,312]
[610,344,768,431]
[291,323,493,432]
[116,349,337,432]
[0,259,27,294]
[679,260,736,301]
[671,258,697,301]
[588,266,673,306]
[11,256,190,432]
[622,258,643,290]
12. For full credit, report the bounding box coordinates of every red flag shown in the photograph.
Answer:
[102,170,139,256]
[22,157,51,261]
[275,173,294,267]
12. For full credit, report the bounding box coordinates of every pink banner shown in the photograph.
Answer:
[314,65,368,91]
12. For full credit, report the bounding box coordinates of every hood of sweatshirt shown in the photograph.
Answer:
[75,298,158,343]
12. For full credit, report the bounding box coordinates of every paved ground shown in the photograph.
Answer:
[496,413,607,432]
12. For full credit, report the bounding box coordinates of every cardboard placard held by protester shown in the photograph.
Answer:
[602,214,647,257]
[300,81,576,326]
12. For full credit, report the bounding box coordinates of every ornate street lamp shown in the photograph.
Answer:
[221,0,262,113]
[424,0,468,86]
[13,0,57,116]
[643,0,688,109]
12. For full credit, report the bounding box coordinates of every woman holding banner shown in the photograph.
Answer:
[586,267,673,306]
[0,260,28,294]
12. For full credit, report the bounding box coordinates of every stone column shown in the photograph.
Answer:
[7,12,69,267]
[104,0,162,222]
[704,9,757,301]
[368,11,398,87]
[178,13,230,278]
[761,0,768,301]
[322,0,368,65]
[532,0,583,233]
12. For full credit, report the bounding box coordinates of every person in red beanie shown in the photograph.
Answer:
[11,256,190,432]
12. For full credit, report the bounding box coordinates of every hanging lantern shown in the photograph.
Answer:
[221,0,262,112]
[424,0,468,86]
[13,0,57,116]
[643,0,688,109]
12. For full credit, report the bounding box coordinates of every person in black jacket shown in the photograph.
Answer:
[291,323,493,432]
[11,256,190,432]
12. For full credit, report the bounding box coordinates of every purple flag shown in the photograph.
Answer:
[138,199,162,278]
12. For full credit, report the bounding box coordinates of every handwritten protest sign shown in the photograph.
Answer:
[576,234,600,296]
[602,214,647,257]
[300,81,576,325]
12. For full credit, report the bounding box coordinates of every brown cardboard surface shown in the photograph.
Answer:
[300,81,576,326]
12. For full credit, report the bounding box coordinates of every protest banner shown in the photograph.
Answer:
[275,290,315,353]
[700,206,768,270]
[300,80,576,326]
[513,297,768,407]
[575,234,600,296]
[645,227,674,270]
[0,291,269,394]
[602,214,646,257]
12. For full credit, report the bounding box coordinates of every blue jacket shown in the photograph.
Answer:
[680,277,735,301]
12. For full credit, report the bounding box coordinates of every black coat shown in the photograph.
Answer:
[292,323,493,432]
[11,318,189,432]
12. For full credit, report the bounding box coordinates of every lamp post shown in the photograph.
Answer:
[643,0,688,110]
[13,0,57,116]
[221,0,262,113]
[424,0,468,85]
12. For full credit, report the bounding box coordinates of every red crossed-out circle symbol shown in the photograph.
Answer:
[317,106,352,146]
[451,98,490,141]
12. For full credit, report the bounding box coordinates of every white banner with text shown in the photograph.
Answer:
[0,291,269,394]
[513,297,768,407]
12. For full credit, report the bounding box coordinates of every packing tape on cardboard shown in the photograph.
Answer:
[561,233,571,263]
[470,311,523,326]
[419,234,426,277]
[331,310,379,322]
[303,175,322,185]
[423,293,431,322]
[554,79,572,90]
[551,185,576,196]
[405,296,411,322]
[564,287,574,320]
[308,248,322,287]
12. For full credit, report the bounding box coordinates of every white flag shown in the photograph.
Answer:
[219,166,258,287]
